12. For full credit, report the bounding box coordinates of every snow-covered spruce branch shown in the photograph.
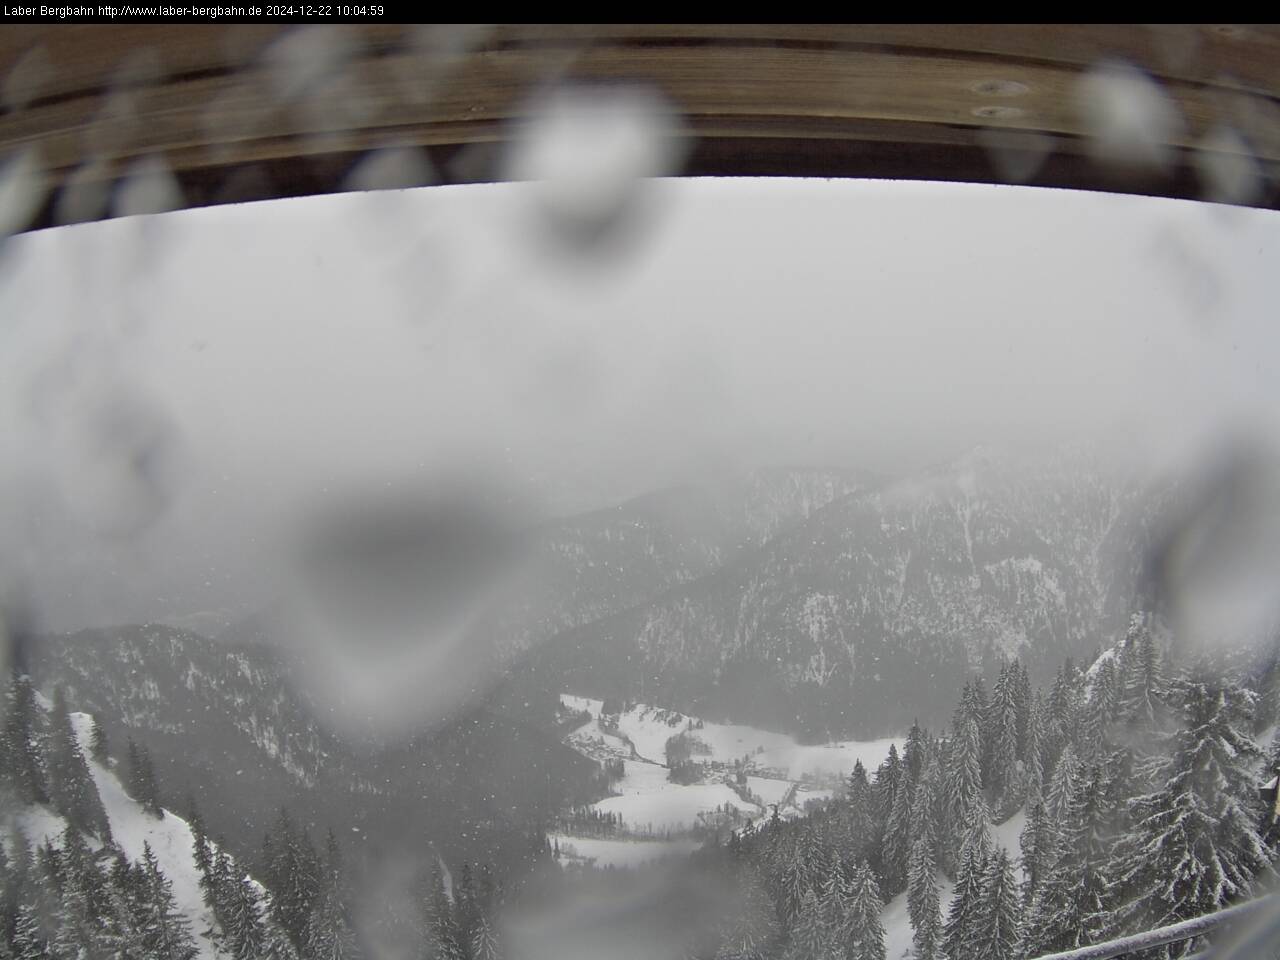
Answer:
[1026,894,1279,960]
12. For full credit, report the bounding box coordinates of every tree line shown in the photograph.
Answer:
[0,674,365,959]
[696,615,1280,960]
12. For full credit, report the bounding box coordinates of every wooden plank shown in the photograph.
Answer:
[5,24,1277,100]
[1,24,1277,230]
[5,45,1277,170]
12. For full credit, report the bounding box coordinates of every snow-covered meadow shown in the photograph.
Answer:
[547,833,701,870]
[557,693,901,867]
[558,690,1036,953]
[563,693,901,782]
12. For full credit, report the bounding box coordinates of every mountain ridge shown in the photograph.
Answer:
[527,447,1168,737]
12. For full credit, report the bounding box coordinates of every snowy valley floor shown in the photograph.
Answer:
[554,694,1028,959]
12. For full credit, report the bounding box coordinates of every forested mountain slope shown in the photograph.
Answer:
[536,448,1169,737]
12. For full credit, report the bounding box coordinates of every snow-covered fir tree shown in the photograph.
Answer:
[843,760,875,866]
[138,841,199,960]
[987,662,1023,818]
[972,848,1019,960]
[701,634,1280,960]
[1046,658,1081,769]
[88,712,109,765]
[1046,741,1081,823]
[869,745,902,880]
[1082,652,1121,760]
[714,864,778,960]
[1116,614,1162,731]
[839,862,884,960]
[305,831,360,960]
[45,688,112,841]
[1106,666,1270,957]
[8,904,44,960]
[1018,792,1056,909]
[777,842,811,929]
[1021,761,1112,956]
[425,865,465,960]
[909,753,942,866]
[0,817,204,960]
[1021,696,1047,846]
[944,718,983,874]
[224,871,269,960]
[2,676,48,805]
[470,911,502,960]
[265,808,321,952]
[903,721,928,787]
[942,802,991,960]
[782,889,831,960]
[881,767,914,897]
[906,836,941,960]
[125,736,164,818]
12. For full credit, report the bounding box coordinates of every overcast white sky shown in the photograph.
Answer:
[2,177,1278,630]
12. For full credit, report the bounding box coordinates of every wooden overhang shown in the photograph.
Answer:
[2,23,1279,232]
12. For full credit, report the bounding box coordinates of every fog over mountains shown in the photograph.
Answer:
[520,445,1168,737]
[14,444,1177,865]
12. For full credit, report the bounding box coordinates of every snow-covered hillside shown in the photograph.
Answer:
[5,711,223,960]
[25,622,594,880]
[541,448,1163,739]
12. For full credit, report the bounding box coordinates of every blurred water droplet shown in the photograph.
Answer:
[0,147,46,238]
[201,82,276,163]
[504,860,730,960]
[1196,125,1263,205]
[380,231,457,327]
[395,24,492,105]
[977,128,1055,183]
[1148,226,1223,324]
[113,156,182,219]
[111,47,163,92]
[1147,24,1202,75]
[503,85,687,256]
[0,606,11,689]
[1206,82,1280,172]
[2,44,53,111]
[0,591,34,704]
[298,69,379,134]
[54,158,112,225]
[278,487,530,740]
[262,25,356,103]
[85,88,143,156]
[1149,443,1280,651]
[407,23,491,60]
[1209,892,1280,960]
[54,387,180,537]
[446,140,500,184]
[344,146,435,193]
[1075,60,1183,171]
[214,164,274,206]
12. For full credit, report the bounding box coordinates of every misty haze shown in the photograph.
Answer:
[3,175,1280,960]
